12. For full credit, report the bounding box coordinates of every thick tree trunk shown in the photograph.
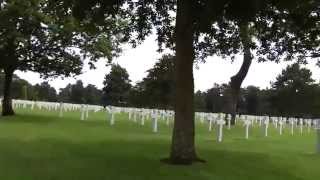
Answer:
[229,22,252,124]
[2,68,15,116]
[164,0,202,165]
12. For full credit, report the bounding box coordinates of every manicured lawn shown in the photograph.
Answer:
[0,108,319,180]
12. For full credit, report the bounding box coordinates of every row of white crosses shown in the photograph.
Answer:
[195,113,226,142]
[105,107,174,133]
[197,112,320,143]
[8,99,104,120]
[5,99,320,147]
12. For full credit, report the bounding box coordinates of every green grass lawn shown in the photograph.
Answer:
[0,108,319,180]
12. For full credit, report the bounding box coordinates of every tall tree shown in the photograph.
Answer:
[33,82,58,102]
[138,54,175,109]
[205,84,225,113]
[58,84,72,103]
[194,91,206,112]
[84,84,103,105]
[271,63,316,117]
[0,0,125,116]
[244,86,260,115]
[54,0,320,164]
[102,64,131,106]
[195,0,320,124]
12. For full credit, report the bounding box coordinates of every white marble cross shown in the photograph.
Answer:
[299,119,304,135]
[151,110,158,133]
[59,102,64,118]
[227,115,231,130]
[200,113,205,124]
[165,111,171,126]
[263,117,269,137]
[31,101,35,110]
[208,115,214,132]
[274,117,278,129]
[141,110,145,126]
[110,112,115,126]
[289,118,295,135]
[216,119,225,142]
[279,119,284,135]
[243,119,251,139]
[109,107,115,126]
[85,105,89,120]
[80,104,85,121]
[128,110,132,121]
[307,119,312,133]
[133,110,137,123]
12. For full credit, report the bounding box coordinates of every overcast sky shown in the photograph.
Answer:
[16,35,320,92]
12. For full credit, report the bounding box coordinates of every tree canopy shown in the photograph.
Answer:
[131,54,175,109]
[0,0,129,115]
[102,64,131,106]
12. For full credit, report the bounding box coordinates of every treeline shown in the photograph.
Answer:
[0,73,103,105]
[100,55,320,118]
[2,61,320,118]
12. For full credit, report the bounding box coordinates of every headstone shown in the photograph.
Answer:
[80,104,85,120]
[274,117,278,129]
[141,111,145,126]
[106,106,111,122]
[151,110,158,133]
[208,115,214,132]
[216,119,225,142]
[290,118,295,135]
[165,112,170,126]
[299,119,304,135]
[259,117,262,127]
[244,119,251,139]
[31,101,35,110]
[264,117,269,137]
[307,119,312,133]
[59,102,64,118]
[85,105,89,120]
[133,110,137,123]
[110,108,115,126]
[200,113,204,124]
[279,119,284,135]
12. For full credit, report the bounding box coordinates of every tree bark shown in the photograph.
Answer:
[2,68,15,116]
[229,22,253,124]
[164,0,202,165]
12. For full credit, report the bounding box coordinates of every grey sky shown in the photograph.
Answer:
[16,35,320,92]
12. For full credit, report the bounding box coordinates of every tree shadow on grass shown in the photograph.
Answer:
[0,137,308,180]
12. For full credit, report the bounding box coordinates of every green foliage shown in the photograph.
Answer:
[130,54,175,109]
[33,82,58,102]
[271,63,320,117]
[0,72,34,100]
[21,85,28,100]
[204,84,227,113]
[84,84,103,105]
[243,86,260,115]
[102,64,131,106]
[194,91,206,112]
[0,0,126,78]
[59,80,102,105]
[0,0,82,76]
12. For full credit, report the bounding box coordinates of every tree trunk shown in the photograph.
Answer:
[229,22,252,124]
[2,68,15,116]
[164,0,202,165]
